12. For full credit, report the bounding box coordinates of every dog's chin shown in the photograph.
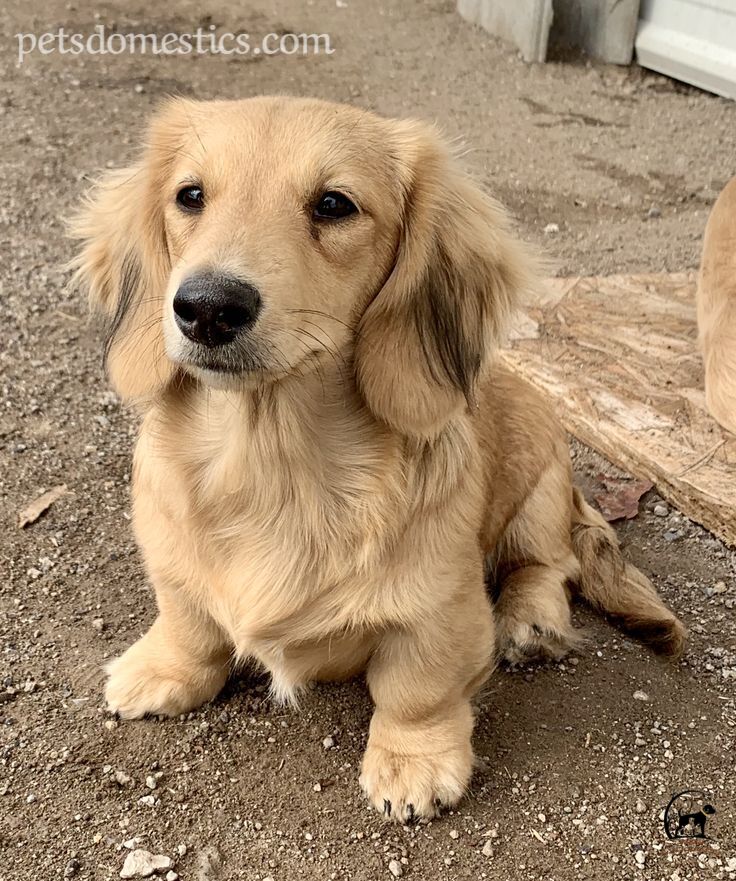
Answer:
[176,353,285,390]
[166,333,271,389]
[186,364,256,390]
[168,335,319,390]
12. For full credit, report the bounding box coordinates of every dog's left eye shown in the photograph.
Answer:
[313,191,357,221]
[176,185,205,213]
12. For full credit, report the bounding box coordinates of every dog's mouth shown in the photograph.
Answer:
[179,346,267,377]
[168,321,326,386]
[176,341,320,385]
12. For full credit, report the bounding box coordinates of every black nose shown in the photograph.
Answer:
[173,273,261,347]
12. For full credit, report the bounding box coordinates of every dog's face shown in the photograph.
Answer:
[74,97,532,436]
[155,99,403,385]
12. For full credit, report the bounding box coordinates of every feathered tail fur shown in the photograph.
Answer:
[570,488,687,657]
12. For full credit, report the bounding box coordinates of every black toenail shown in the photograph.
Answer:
[384,799,392,817]
[406,803,416,823]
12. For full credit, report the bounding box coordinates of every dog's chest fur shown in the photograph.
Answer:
[131,377,476,694]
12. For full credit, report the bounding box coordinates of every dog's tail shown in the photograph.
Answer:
[570,488,687,657]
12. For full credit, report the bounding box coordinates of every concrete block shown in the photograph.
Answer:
[550,0,641,64]
[458,0,640,65]
[457,0,553,63]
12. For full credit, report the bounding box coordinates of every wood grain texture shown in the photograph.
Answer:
[502,272,736,546]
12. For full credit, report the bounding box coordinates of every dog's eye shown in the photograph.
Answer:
[176,185,205,213]
[313,191,357,221]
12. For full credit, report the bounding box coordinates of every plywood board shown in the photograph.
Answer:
[502,272,736,547]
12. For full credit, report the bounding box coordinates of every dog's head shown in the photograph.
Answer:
[73,96,533,437]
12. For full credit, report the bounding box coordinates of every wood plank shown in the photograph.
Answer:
[502,272,736,547]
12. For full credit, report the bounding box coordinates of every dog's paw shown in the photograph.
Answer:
[495,618,584,666]
[496,621,578,664]
[359,740,472,823]
[105,637,227,719]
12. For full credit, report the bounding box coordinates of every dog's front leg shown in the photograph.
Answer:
[360,579,494,823]
[105,581,231,720]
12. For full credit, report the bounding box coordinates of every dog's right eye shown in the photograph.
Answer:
[313,191,358,221]
[176,185,205,213]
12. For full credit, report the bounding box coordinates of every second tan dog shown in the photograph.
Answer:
[698,177,736,435]
[72,96,685,822]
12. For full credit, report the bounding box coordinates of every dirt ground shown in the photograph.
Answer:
[1,1,735,879]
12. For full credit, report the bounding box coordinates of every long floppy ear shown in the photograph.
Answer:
[355,121,535,438]
[70,101,187,403]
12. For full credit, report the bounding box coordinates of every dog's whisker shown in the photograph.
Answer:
[286,331,338,403]
[286,309,353,332]
[278,335,330,403]
[292,326,346,383]
[298,320,349,370]
[115,327,166,381]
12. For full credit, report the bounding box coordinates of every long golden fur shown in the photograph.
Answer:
[72,96,685,823]
[698,176,736,435]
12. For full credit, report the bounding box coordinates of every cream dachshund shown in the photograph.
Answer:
[698,176,736,435]
[72,96,685,823]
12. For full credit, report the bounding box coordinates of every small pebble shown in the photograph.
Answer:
[482,840,495,857]
[633,690,649,702]
[120,850,173,879]
[388,859,403,877]
[544,222,560,235]
[322,735,335,750]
